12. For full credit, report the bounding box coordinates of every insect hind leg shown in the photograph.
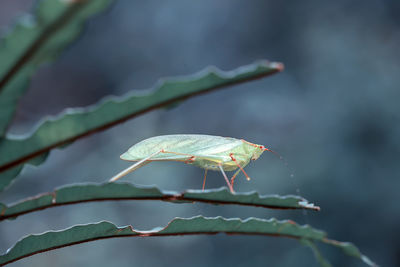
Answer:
[202,169,208,190]
[109,150,163,182]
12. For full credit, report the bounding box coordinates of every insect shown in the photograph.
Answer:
[109,134,278,192]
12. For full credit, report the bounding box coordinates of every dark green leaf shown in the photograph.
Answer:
[0,183,318,221]
[0,166,23,194]
[182,187,318,210]
[322,238,377,267]
[0,216,324,266]
[0,216,375,266]
[0,60,282,192]
[0,0,114,136]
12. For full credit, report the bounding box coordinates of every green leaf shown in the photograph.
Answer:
[0,166,23,195]
[181,187,319,210]
[0,0,115,136]
[0,216,323,265]
[322,238,378,267]
[0,183,318,221]
[0,60,283,192]
[0,216,375,266]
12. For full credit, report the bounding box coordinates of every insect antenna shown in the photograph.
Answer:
[263,146,281,159]
[262,146,293,177]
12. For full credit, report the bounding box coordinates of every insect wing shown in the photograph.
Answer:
[120,135,243,161]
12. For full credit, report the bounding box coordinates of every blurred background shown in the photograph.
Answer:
[1,0,399,266]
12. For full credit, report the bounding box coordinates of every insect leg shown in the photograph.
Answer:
[230,153,251,181]
[109,150,162,182]
[184,156,196,164]
[230,168,241,187]
[218,164,234,193]
[202,169,208,190]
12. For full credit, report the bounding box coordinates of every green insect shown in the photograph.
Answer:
[109,134,278,192]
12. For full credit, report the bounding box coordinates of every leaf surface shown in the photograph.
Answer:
[0,0,114,136]
[0,60,282,192]
[0,183,319,221]
[0,216,375,266]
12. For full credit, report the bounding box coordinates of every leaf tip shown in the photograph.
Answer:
[298,200,320,211]
[270,62,285,72]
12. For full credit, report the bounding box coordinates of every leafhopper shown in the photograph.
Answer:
[109,134,278,192]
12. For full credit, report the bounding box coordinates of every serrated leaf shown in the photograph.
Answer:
[0,60,283,192]
[0,216,325,265]
[0,183,318,221]
[0,166,23,195]
[0,216,375,266]
[182,187,319,210]
[322,238,378,267]
[0,0,115,136]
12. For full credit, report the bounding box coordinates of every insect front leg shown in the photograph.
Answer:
[230,168,241,187]
[229,153,251,181]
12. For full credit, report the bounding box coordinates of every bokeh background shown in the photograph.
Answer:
[1,0,399,266]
